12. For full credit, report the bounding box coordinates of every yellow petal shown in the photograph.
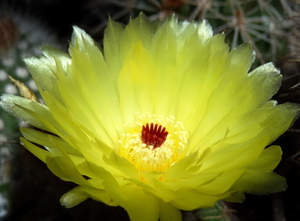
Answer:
[20,137,51,163]
[233,170,287,194]
[79,186,118,207]
[200,136,269,172]
[1,94,50,130]
[246,145,282,171]
[164,151,205,181]
[20,127,80,155]
[170,189,229,210]
[195,169,245,195]
[103,151,139,180]
[24,55,65,104]
[158,200,182,221]
[103,182,160,221]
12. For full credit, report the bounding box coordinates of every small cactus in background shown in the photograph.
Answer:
[181,201,238,221]
[0,7,61,218]
[0,9,60,133]
[85,0,300,66]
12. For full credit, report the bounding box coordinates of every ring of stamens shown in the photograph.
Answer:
[119,113,188,172]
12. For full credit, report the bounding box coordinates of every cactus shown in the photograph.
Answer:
[0,7,61,218]
[85,0,300,66]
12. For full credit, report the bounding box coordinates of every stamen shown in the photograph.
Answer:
[141,123,168,149]
[119,113,188,172]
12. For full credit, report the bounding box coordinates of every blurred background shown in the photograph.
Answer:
[1,0,300,220]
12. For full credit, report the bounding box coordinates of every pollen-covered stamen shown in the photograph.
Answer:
[141,123,168,149]
[119,113,188,172]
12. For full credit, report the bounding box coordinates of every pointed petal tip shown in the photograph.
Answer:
[70,26,95,49]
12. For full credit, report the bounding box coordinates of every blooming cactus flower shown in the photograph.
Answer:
[1,14,299,221]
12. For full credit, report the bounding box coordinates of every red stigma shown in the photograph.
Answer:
[141,123,168,149]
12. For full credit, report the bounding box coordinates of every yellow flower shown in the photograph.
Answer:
[1,14,299,221]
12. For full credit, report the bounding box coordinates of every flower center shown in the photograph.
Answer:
[141,123,168,149]
[119,113,188,172]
